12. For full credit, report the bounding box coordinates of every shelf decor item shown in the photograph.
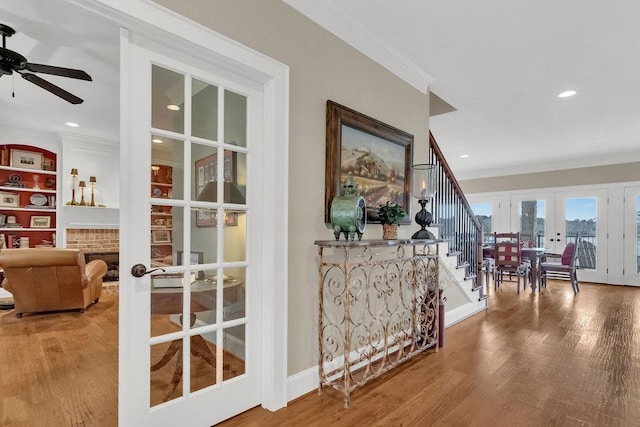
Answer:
[411,164,438,240]
[70,168,78,205]
[151,230,172,244]
[89,176,96,206]
[330,172,366,241]
[29,215,51,228]
[10,149,43,170]
[377,201,406,240]
[78,180,86,206]
[0,191,20,208]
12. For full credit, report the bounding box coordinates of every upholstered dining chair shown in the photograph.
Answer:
[493,232,530,293]
[538,233,582,294]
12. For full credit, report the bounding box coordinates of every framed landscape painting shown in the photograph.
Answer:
[325,100,413,224]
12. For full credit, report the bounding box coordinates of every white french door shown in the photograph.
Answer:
[119,31,267,425]
[555,189,607,283]
[511,189,608,284]
[623,187,640,286]
[510,192,555,250]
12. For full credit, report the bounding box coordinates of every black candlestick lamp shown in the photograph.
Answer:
[412,164,437,239]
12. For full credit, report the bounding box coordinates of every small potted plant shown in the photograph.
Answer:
[377,201,407,240]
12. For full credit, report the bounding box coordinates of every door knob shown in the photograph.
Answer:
[130,263,165,278]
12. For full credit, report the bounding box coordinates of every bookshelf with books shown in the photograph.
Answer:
[150,163,173,264]
[0,144,57,249]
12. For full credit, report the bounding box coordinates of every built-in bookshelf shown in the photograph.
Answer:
[0,144,57,248]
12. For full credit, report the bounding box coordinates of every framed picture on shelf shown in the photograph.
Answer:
[10,149,43,170]
[42,157,55,171]
[0,191,20,208]
[29,215,51,228]
[151,229,172,244]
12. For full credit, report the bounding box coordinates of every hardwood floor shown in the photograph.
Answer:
[0,286,118,426]
[2,281,639,426]
[222,281,640,427]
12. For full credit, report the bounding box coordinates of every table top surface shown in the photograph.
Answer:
[315,238,445,247]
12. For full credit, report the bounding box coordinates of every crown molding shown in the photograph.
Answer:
[284,0,433,94]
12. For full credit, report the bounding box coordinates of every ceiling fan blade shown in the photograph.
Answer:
[24,63,92,81]
[21,73,84,104]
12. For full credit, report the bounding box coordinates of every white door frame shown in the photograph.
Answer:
[67,0,289,419]
[623,186,640,286]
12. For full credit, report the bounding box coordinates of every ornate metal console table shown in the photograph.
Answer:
[314,239,441,407]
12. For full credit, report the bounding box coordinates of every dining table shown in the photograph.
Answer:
[483,245,548,292]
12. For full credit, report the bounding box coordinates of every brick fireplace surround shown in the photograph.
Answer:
[66,228,120,281]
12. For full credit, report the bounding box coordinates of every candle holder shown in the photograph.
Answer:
[70,168,78,205]
[411,164,437,240]
[89,176,96,207]
[78,180,87,206]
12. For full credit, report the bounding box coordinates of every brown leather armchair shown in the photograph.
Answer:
[0,248,108,318]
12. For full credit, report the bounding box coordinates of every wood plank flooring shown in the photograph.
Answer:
[222,281,640,426]
[2,281,640,426]
[0,286,118,426]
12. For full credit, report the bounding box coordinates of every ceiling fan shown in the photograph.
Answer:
[0,23,92,104]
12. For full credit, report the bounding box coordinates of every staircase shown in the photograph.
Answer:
[427,131,488,324]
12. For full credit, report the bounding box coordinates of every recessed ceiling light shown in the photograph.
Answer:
[65,122,79,127]
[460,154,469,158]
[558,90,576,98]
[167,104,180,111]
[152,138,163,144]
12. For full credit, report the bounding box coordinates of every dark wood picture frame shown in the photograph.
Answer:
[195,150,237,227]
[325,100,414,224]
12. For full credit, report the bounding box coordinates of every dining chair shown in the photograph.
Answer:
[538,233,582,294]
[493,232,530,293]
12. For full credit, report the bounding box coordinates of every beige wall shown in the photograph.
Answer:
[154,0,430,374]
[460,162,640,194]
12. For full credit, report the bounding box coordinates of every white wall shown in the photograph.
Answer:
[60,133,119,208]
[0,124,61,157]
[154,0,431,376]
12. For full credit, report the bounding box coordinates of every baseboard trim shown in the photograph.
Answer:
[283,302,487,404]
[444,300,487,327]
[286,366,318,403]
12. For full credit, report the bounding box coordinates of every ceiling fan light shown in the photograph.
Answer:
[167,104,180,111]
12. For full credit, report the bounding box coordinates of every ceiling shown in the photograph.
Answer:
[286,0,640,179]
[2,1,640,180]
[0,0,119,141]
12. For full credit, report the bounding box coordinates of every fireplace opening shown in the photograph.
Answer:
[84,252,119,282]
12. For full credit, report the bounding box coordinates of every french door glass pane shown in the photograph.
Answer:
[151,135,184,200]
[192,79,219,141]
[565,197,597,269]
[151,65,184,134]
[636,194,640,274]
[224,89,247,148]
[470,201,493,242]
[518,200,545,247]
